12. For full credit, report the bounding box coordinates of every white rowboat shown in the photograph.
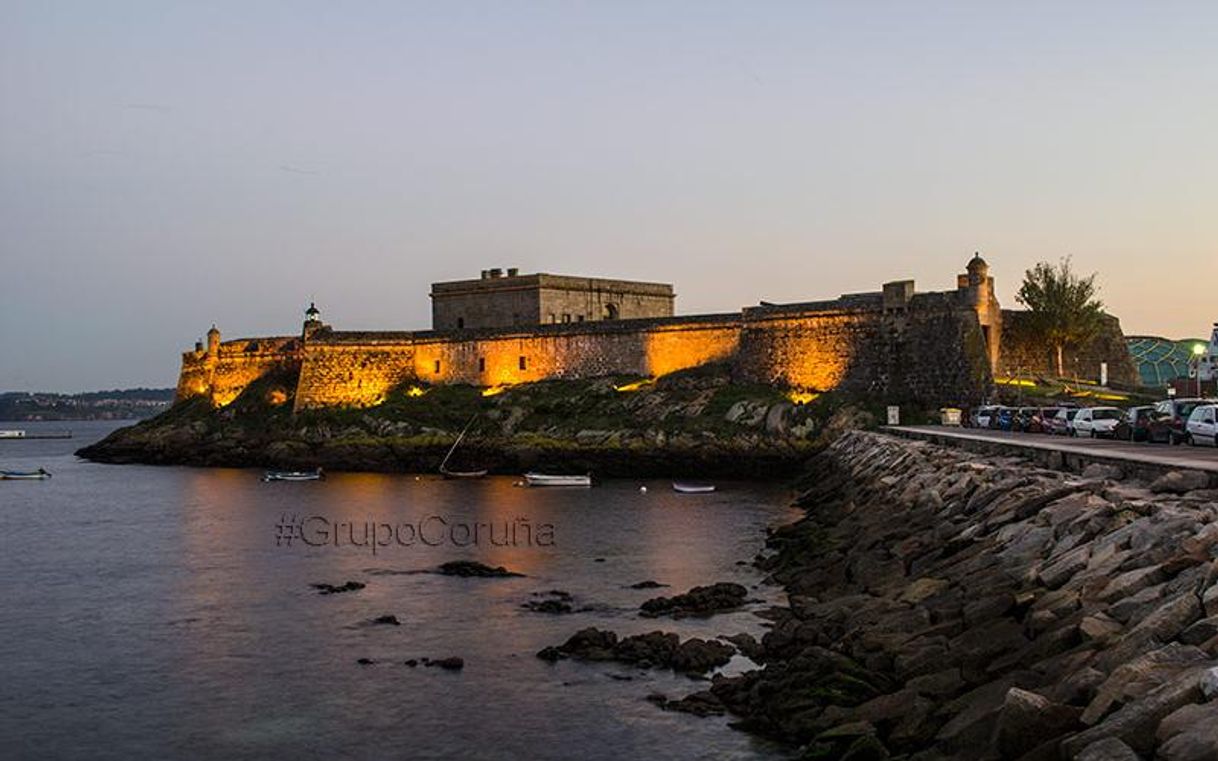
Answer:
[1,469,51,480]
[263,469,324,482]
[672,482,715,494]
[523,472,592,487]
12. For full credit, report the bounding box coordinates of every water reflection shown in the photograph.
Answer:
[1,422,797,760]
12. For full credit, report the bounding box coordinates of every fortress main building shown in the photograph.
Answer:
[176,255,1136,411]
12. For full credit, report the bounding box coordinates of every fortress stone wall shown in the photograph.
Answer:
[997,311,1140,388]
[177,331,301,407]
[175,256,1136,411]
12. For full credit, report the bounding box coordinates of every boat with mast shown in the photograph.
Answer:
[440,415,488,479]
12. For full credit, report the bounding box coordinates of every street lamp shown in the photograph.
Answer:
[1192,343,1206,397]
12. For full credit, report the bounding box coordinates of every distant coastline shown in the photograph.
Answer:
[0,389,174,422]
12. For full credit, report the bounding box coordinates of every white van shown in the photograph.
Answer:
[1185,404,1218,447]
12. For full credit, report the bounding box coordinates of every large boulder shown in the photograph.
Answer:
[640,582,748,618]
[994,687,1081,759]
[537,627,734,675]
[1075,737,1142,761]
[1063,666,1207,757]
[1150,470,1211,495]
[1156,702,1218,761]
[436,560,523,578]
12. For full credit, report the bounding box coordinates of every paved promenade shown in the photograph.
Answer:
[888,425,1218,474]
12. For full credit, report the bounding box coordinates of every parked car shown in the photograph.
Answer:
[1113,406,1172,443]
[991,407,1016,431]
[1185,404,1218,447]
[1072,407,1123,438]
[971,406,1000,428]
[1032,407,1059,434]
[1013,407,1041,433]
[1154,398,1218,445]
[1045,408,1079,436]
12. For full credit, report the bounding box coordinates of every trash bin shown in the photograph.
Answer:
[940,408,962,426]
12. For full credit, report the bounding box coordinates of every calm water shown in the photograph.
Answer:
[0,421,798,760]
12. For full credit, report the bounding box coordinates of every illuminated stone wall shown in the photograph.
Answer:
[177,305,993,411]
[737,296,994,404]
[408,317,738,387]
[737,307,877,391]
[294,334,418,410]
[176,353,212,401]
[175,337,301,407]
[175,260,1018,411]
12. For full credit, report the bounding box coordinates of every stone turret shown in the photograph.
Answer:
[206,325,221,358]
[957,253,1001,372]
[966,253,993,309]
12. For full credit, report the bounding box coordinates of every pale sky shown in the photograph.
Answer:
[2,1,1216,391]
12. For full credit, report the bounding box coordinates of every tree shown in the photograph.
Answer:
[1015,257,1105,378]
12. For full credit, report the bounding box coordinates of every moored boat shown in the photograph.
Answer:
[523,472,592,488]
[262,468,325,482]
[672,482,715,494]
[443,468,489,479]
[1,468,52,480]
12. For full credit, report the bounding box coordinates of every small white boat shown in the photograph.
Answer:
[1,468,51,480]
[0,430,27,438]
[442,468,489,479]
[523,472,592,487]
[672,482,715,494]
[263,468,325,482]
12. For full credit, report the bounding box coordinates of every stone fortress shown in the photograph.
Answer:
[175,255,1138,411]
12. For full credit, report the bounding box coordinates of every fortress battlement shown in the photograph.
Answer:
[174,256,1136,411]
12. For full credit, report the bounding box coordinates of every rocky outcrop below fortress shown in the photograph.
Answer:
[78,365,870,477]
[662,431,1218,759]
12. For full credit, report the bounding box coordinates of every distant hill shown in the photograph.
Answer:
[0,388,175,421]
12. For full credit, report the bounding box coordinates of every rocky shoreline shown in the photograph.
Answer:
[644,431,1218,759]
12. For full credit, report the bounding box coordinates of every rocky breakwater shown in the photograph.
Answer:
[681,431,1218,759]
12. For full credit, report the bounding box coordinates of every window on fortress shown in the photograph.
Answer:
[456,317,464,329]
[549,314,556,323]
[478,358,485,372]
[562,314,571,323]
[576,315,585,322]
[519,356,527,370]
[434,360,441,374]
[603,303,619,320]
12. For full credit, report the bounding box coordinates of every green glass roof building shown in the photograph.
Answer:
[1126,336,1207,387]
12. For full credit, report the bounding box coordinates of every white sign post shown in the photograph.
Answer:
[887,406,900,426]
[1100,361,1108,387]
